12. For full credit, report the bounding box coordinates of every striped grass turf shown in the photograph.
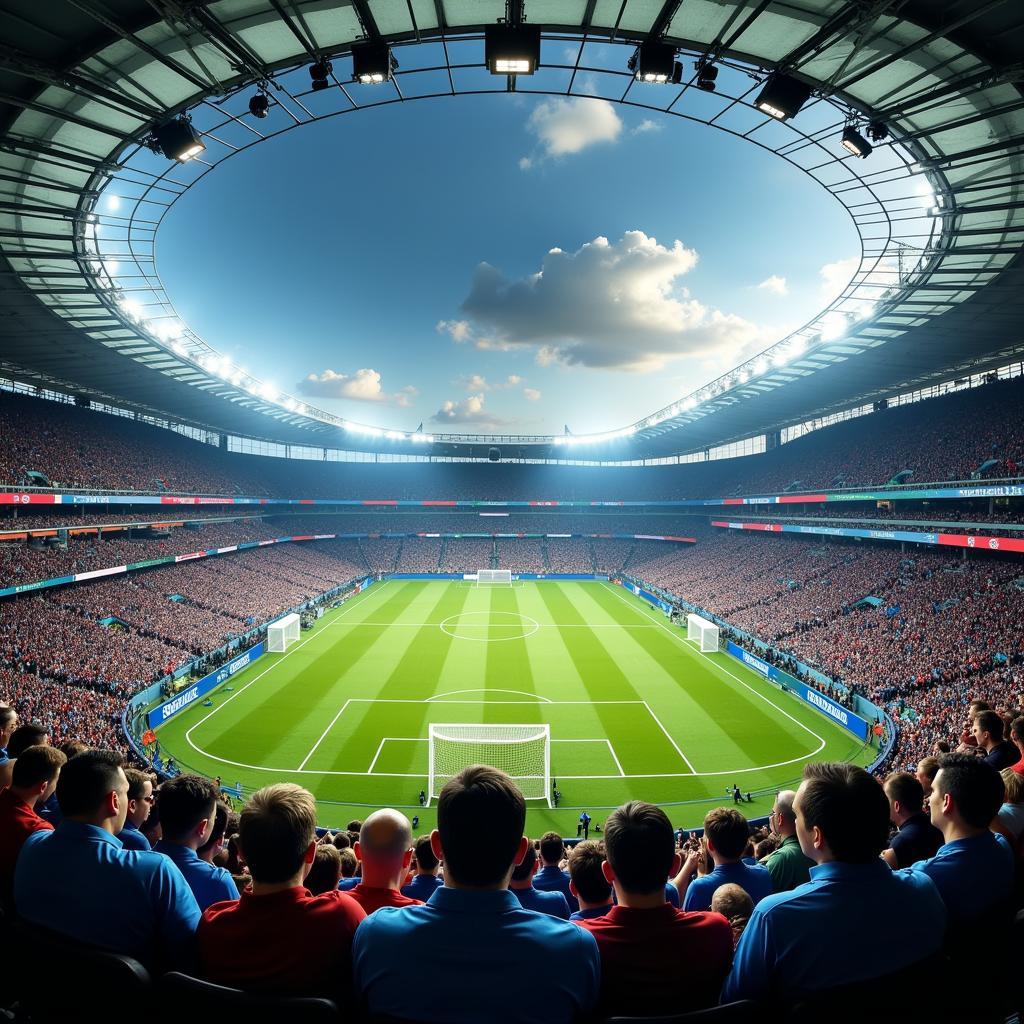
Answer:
[156,580,874,831]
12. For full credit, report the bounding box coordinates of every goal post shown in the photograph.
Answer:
[267,612,301,652]
[686,613,720,653]
[428,723,551,806]
[476,569,512,586]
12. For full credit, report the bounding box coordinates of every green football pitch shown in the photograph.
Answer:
[156,579,874,831]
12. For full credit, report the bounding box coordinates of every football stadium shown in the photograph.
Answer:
[0,0,1023,1020]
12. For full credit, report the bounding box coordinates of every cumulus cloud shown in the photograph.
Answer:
[297,368,416,406]
[430,393,506,428]
[632,119,662,135]
[819,254,900,318]
[436,319,473,343]
[451,230,766,372]
[757,275,788,296]
[819,256,859,300]
[458,374,528,394]
[523,388,542,402]
[521,97,621,167]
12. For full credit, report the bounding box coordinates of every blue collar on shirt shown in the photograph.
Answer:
[807,859,893,883]
[154,840,199,865]
[55,820,123,848]
[425,886,522,913]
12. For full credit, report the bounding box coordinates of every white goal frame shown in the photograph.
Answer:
[267,613,301,652]
[427,723,551,806]
[686,613,720,653]
[475,568,512,586]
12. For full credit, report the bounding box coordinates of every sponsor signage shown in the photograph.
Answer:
[148,642,265,729]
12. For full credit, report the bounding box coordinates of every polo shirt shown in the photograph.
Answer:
[14,821,200,968]
[353,886,600,1024]
[581,903,733,1018]
[0,789,53,907]
[664,880,681,908]
[511,883,571,918]
[722,860,946,1005]
[347,884,422,915]
[887,814,943,869]
[983,741,1020,771]
[338,876,360,891]
[761,835,814,892]
[571,903,613,922]
[683,860,773,911]
[117,820,151,851]
[154,840,239,912]
[899,832,1014,924]
[199,886,365,997]
[534,864,579,912]
[401,872,442,901]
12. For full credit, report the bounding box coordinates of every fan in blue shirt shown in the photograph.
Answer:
[14,750,200,970]
[723,763,946,1006]
[678,807,772,911]
[896,753,1014,925]
[153,774,239,912]
[116,768,155,851]
[533,831,578,912]
[510,845,571,918]
[401,834,444,901]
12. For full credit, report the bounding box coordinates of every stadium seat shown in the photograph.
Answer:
[604,1001,758,1023]
[7,917,151,1018]
[158,971,340,1023]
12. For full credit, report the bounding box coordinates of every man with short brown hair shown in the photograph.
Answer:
[973,710,1020,771]
[198,783,365,997]
[117,768,155,850]
[680,807,772,910]
[534,829,577,912]
[567,839,613,921]
[401,834,442,901]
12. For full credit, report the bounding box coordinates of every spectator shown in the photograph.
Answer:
[681,808,773,911]
[533,830,578,912]
[401,834,443,901]
[0,722,49,790]
[348,808,422,914]
[710,882,753,950]
[567,839,613,922]
[305,844,343,896]
[916,756,941,797]
[338,847,359,888]
[154,774,239,912]
[881,773,943,868]
[197,783,365,997]
[974,710,1021,771]
[760,790,814,891]
[509,844,571,919]
[898,753,1014,924]
[579,800,733,1018]
[353,764,600,1024]
[197,800,229,864]
[14,749,200,968]
[993,768,1024,847]
[116,768,155,851]
[723,762,946,1005]
[1010,718,1024,776]
[0,704,17,765]
[0,744,66,907]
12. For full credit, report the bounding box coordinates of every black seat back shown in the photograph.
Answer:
[159,971,340,1023]
[604,1000,759,1023]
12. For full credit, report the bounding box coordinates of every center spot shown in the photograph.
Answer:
[439,610,540,642]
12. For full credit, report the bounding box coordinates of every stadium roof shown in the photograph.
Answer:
[1,0,1022,461]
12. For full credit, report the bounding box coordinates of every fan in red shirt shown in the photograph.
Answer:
[579,801,733,1018]
[198,784,365,999]
[0,745,66,909]
[347,808,423,914]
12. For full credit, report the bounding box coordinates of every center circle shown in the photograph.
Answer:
[439,610,540,642]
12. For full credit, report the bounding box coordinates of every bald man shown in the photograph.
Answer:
[760,791,814,892]
[347,809,423,914]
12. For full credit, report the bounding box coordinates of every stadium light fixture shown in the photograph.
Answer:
[248,90,270,118]
[629,41,676,84]
[867,121,889,142]
[309,60,333,91]
[106,194,120,211]
[150,118,205,162]
[352,41,397,84]
[841,124,872,159]
[754,73,812,121]
[820,312,847,341]
[695,59,719,91]
[485,24,541,76]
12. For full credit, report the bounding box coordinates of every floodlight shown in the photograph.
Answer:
[485,24,541,76]
[248,92,270,118]
[309,60,333,91]
[696,60,719,91]
[841,125,872,159]
[867,121,889,142]
[352,41,396,84]
[629,41,676,84]
[151,118,205,162]
[754,73,812,121]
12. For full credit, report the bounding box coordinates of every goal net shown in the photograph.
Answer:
[267,612,301,652]
[686,613,720,653]
[428,723,551,806]
[476,569,512,586]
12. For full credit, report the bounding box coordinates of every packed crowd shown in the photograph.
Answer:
[0,738,1018,1021]
[3,375,1022,501]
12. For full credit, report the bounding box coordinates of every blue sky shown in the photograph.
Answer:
[158,90,857,434]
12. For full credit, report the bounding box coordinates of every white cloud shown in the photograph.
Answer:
[522,97,621,167]
[819,255,900,318]
[523,387,542,402]
[757,275,788,296]
[632,119,662,135]
[505,374,522,387]
[459,373,526,393]
[436,319,473,343]
[430,393,506,428]
[454,230,767,372]
[297,368,416,406]
[819,257,859,300]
